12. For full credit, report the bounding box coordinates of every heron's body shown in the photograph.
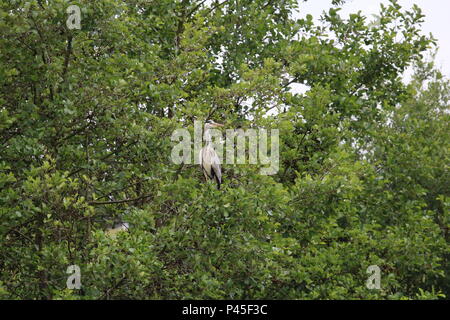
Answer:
[199,121,223,189]
[199,143,222,189]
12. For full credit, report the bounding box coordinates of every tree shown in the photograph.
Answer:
[0,0,447,299]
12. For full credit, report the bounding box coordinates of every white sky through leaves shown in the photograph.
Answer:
[296,0,450,78]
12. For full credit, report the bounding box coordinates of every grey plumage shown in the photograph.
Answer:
[199,120,223,189]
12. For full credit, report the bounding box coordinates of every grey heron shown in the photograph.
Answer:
[199,120,224,189]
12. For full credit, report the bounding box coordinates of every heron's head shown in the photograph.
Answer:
[204,120,224,130]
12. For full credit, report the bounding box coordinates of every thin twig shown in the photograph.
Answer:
[88,193,153,205]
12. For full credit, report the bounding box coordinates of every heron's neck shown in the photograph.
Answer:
[204,128,212,143]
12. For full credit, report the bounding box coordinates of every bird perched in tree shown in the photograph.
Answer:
[106,222,129,237]
[199,120,224,189]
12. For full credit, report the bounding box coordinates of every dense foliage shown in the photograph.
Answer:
[0,0,448,299]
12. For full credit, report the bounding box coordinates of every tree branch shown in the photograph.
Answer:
[88,193,153,205]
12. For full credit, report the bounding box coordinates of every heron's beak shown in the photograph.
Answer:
[212,122,224,128]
